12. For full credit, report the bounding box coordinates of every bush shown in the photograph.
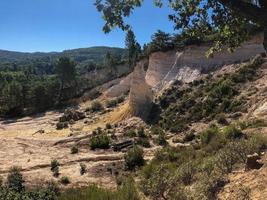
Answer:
[7,166,25,193]
[90,134,110,150]
[157,132,167,146]
[106,99,118,108]
[137,137,151,148]
[124,129,137,137]
[106,123,112,129]
[223,125,243,139]
[71,146,79,154]
[216,114,228,125]
[137,127,146,138]
[60,176,70,185]
[200,125,220,145]
[150,126,164,135]
[58,181,140,200]
[51,160,60,177]
[178,162,195,185]
[116,95,125,104]
[56,122,69,130]
[124,146,145,170]
[80,163,87,175]
[90,100,104,112]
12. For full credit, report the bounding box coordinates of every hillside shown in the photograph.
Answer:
[0,37,266,200]
[0,46,126,64]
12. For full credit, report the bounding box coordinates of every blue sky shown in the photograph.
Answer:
[0,0,174,52]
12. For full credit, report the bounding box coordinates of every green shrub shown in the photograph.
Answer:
[80,163,87,175]
[137,127,146,138]
[200,125,220,145]
[105,123,112,129]
[157,132,167,146]
[60,176,70,185]
[58,181,140,200]
[7,167,25,193]
[51,160,60,177]
[137,137,151,148]
[70,146,79,154]
[90,100,104,112]
[223,125,243,139]
[150,126,164,135]
[90,134,110,150]
[106,99,118,108]
[124,129,137,137]
[56,122,69,130]
[116,95,125,104]
[178,162,196,185]
[124,146,145,170]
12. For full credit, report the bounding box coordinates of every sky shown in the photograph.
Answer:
[0,0,174,52]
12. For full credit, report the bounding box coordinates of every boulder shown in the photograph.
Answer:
[59,109,86,122]
[245,153,263,170]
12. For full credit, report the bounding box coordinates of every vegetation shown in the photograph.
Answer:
[95,0,267,52]
[0,167,58,200]
[124,146,145,170]
[0,47,128,118]
[88,100,104,112]
[60,177,71,185]
[51,160,60,177]
[139,123,266,199]
[71,146,79,154]
[90,134,110,150]
[125,30,141,67]
[80,163,87,175]
[58,178,139,200]
[159,56,263,132]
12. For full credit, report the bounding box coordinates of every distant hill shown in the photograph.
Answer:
[0,46,126,64]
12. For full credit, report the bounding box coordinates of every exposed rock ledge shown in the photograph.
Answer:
[146,34,265,91]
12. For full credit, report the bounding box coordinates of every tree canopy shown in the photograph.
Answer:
[95,0,267,52]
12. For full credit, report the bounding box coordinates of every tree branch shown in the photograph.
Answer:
[218,0,267,25]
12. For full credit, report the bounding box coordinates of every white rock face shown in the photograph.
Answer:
[105,34,265,119]
[146,34,265,91]
[104,73,132,98]
[128,60,153,119]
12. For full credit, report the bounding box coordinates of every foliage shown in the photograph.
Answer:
[95,0,267,52]
[124,146,145,170]
[56,122,69,130]
[80,163,87,175]
[6,167,24,193]
[71,146,79,154]
[0,167,58,200]
[60,177,70,185]
[125,30,141,67]
[159,56,263,132]
[58,178,140,200]
[89,100,104,112]
[0,46,128,117]
[90,134,110,150]
[51,160,60,177]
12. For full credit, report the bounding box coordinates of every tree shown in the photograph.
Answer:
[95,0,267,53]
[125,30,140,67]
[150,30,174,52]
[7,167,25,193]
[55,57,77,102]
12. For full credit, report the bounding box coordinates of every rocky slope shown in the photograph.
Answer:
[107,34,265,119]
